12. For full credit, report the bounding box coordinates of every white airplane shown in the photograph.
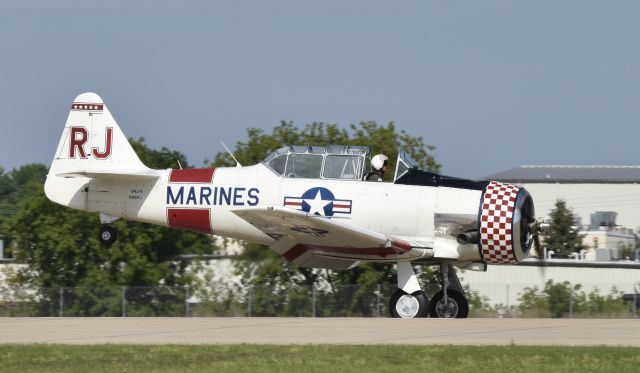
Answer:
[45,92,545,318]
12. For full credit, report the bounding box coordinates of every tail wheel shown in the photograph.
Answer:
[429,289,469,318]
[389,289,429,318]
[99,226,117,246]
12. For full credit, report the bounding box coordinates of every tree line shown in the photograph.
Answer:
[467,280,635,318]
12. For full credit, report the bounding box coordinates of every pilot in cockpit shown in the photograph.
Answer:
[364,154,388,182]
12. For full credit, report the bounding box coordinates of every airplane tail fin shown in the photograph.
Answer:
[45,92,151,209]
[49,92,148,175]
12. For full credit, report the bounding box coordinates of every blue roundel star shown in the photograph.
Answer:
[301,187,336,216]
[283,187,352,216]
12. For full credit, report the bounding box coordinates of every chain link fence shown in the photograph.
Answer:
[0,283,637,318]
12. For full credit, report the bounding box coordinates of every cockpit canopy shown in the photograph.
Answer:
[393,148,420,181]
[262,145,370,180]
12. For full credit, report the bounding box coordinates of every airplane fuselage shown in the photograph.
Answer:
[65,163,485,263]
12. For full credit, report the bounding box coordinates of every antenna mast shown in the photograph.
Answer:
[220,141,242,167]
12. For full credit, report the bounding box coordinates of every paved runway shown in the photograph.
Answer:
[0,318,638,345]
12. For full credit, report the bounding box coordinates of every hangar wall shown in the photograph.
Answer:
[459,261,640,307]
[522,183,640,231]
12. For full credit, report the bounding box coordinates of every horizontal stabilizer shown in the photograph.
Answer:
[56,169,160,180]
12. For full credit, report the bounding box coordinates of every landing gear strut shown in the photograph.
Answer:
[389,262,469,318]
[429,263,469,318]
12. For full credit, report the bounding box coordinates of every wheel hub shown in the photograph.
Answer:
[436,298,459,318]
[396,294,420,318]
[101,231,112,240]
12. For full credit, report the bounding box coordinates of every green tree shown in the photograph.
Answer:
[210,121,440,316]
[211,121,440,176]
[3,139,215,316]
[0,164,48,258]
[0,164,48,205]
[543,200,585,258]
[0,167,15,226]
[518,280,581,318]
[130,137,189,170]
[618,242,635,260]
[518,280,631,318]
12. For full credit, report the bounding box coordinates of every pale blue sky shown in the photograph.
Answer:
[1,1,639,178]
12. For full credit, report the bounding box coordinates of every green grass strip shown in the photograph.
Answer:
[0,344,638,373]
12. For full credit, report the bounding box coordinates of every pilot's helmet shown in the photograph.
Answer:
[371,154,389,171]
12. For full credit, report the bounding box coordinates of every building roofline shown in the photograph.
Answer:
[517,258,640,269]
[493,180,640,184]
[519,165,640,169]
[485,165,640,183]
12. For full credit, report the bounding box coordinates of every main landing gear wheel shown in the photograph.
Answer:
[429,289,469,318]
[389,289,429,318]
[98,226,117,246]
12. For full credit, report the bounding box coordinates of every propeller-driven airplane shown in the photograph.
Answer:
[45,93,546,318]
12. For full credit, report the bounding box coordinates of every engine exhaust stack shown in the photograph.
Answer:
[456,231,479,245]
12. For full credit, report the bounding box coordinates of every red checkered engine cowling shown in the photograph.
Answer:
[479,181,522,264]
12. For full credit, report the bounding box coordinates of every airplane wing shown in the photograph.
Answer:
[55,169,160,180]
[232,206,433,270]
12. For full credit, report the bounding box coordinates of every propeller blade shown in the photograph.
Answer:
[534,233,543,258]
[531,220,546,277]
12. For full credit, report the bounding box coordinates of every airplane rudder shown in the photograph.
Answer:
[51,92,147,173]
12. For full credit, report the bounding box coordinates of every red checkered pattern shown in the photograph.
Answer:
[479,181,520,264]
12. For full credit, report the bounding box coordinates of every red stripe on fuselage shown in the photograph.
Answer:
[169,168,216,183]
[167,208,212,234]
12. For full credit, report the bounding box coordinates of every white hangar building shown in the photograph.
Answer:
[485,165,640,230]
[460,259,640,307]
[485,166,639,259]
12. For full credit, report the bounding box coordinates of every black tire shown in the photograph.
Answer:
[389,289,429,318]
[428,289,469,318]
[99,226,117,246]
